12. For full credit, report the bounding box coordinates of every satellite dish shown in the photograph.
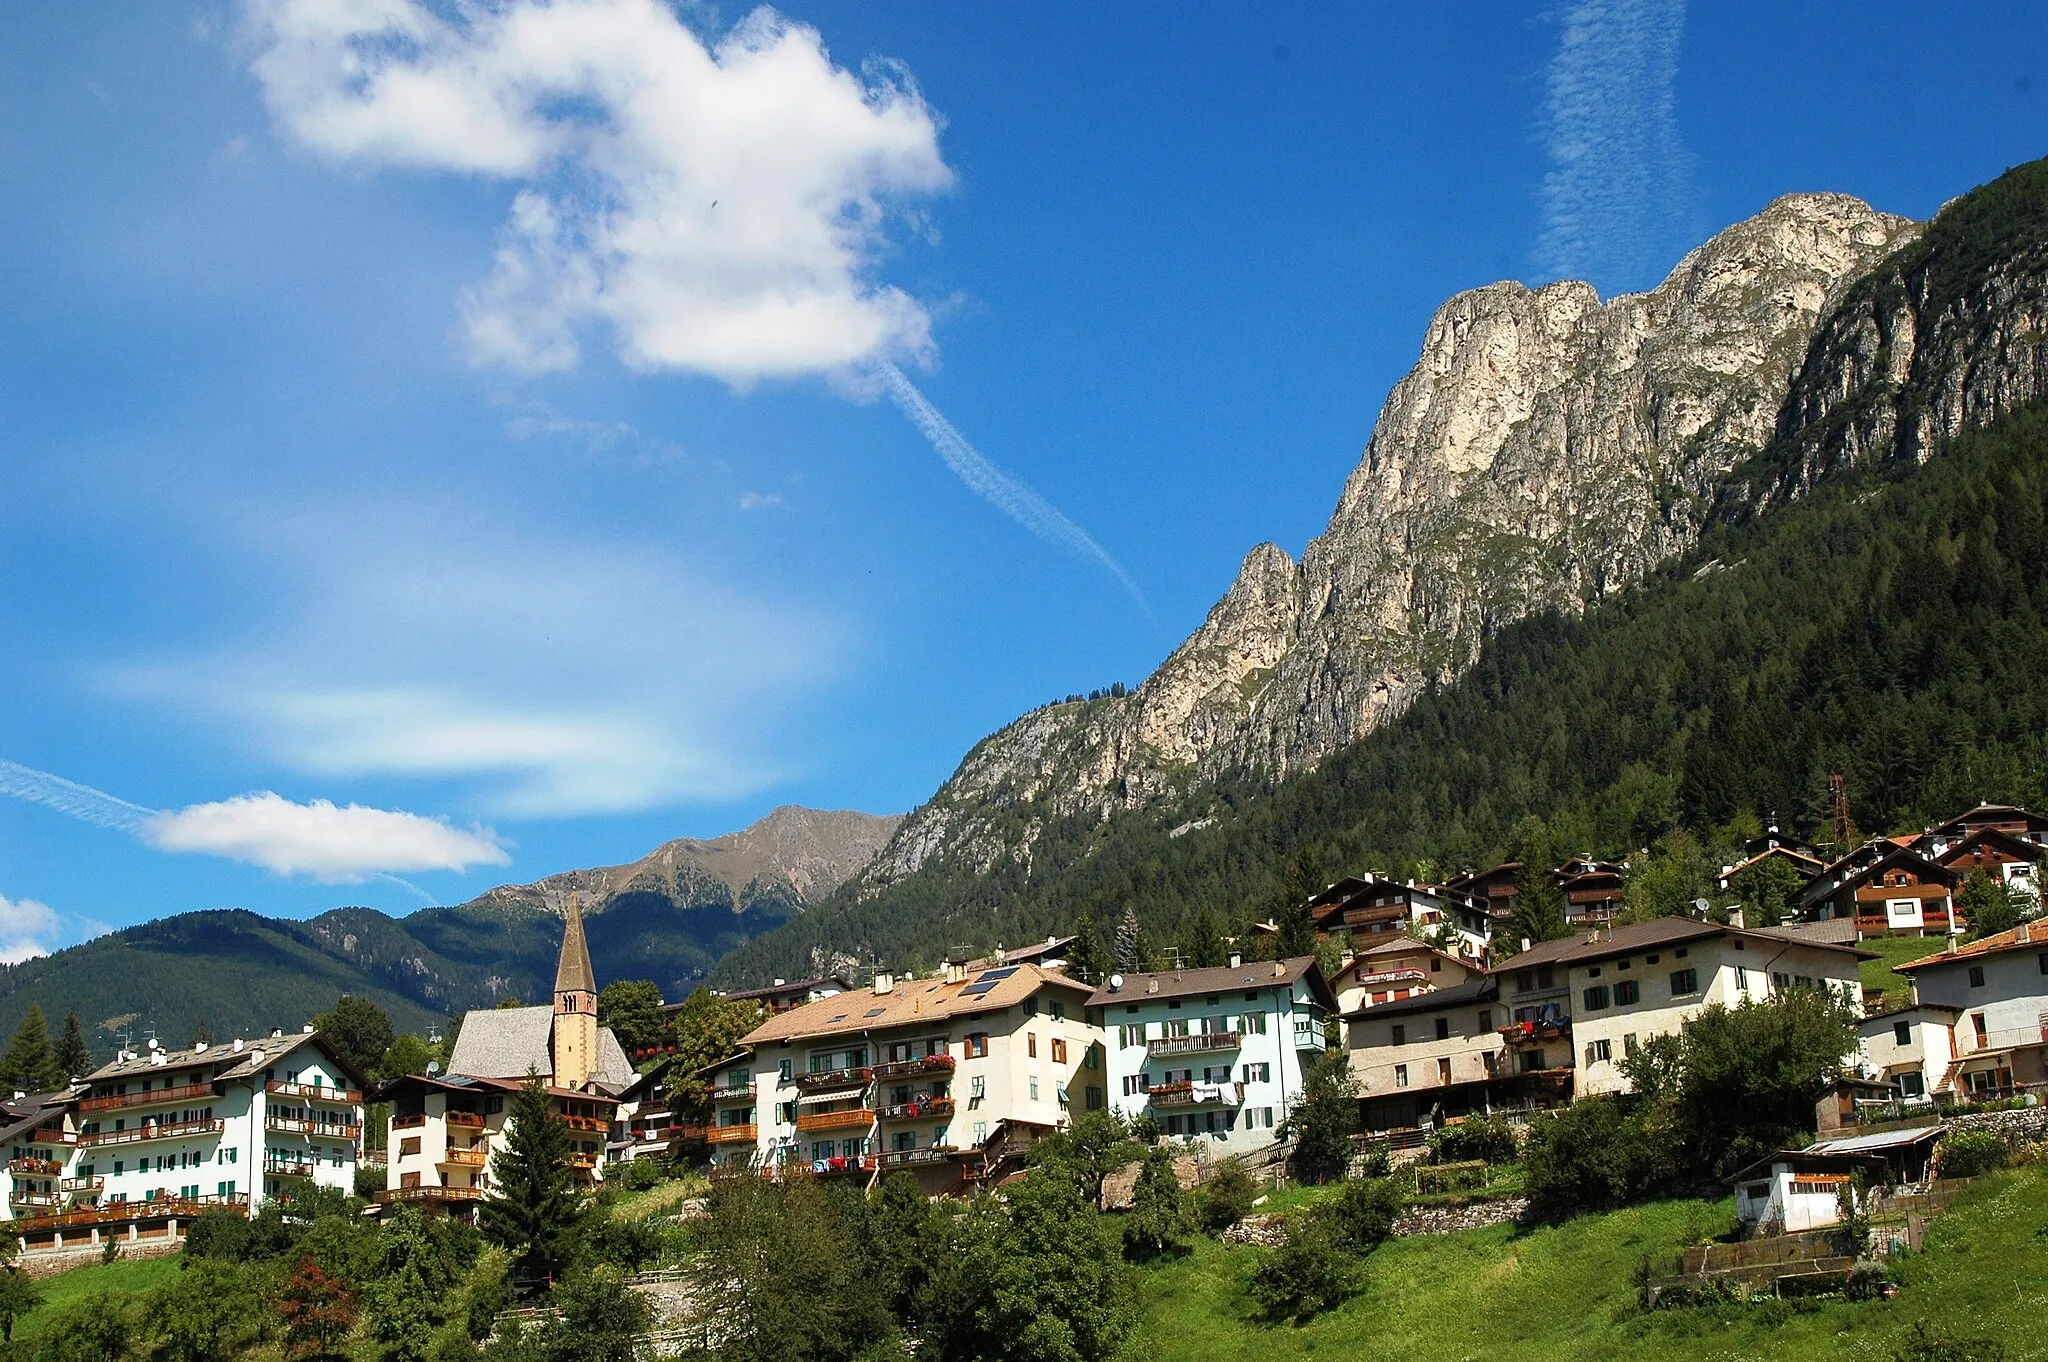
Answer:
[426,1061,441,1076]
[1108,973,1125,992]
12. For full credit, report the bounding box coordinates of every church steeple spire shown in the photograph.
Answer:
[552,894,599,1089]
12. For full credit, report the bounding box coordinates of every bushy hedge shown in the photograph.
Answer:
[1938,1130,2010,1179]
[1427,1116,1519,1166]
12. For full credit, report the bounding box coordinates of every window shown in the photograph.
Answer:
[969,1076,987,1101]
[1023,997,1038,1016]
[1027,1033,1038,1059]
[1587,966,1602,979]
[778,1059,792,1082]
[779,1101,797,1123]
[1587,1039,1611,1064]
[400,1137,420,1158]
[1029,1078,1040,1102]
[1241,1062,1270,1084]
[1429,957,1442,973]
[965,1033,988,1058]
[1122,1074,1147,1097]
[1516,970,1533,991]
[1895,1020,1913,1046]
[1617,958,1631,971]
[2039,952,2048,975]
[1085,1048,1100,1070]
[1120,1024,1143,1048]
[1537,966,1555,989]
[1613,980,1640,1006]
[1241,1012,1268,1035]
[1477,1010,1492,1032]
[1394,1064,1409,1088]
[1675,947,1688,958]
[1437,1058,1452,1085]
[1391,1024,1406,1046]
[1622,1033,1637,1056]
[1736,966,1750,990]
[1646,954,1661,965]
[1434,1018,1450,1041]
[1968,966,1986,988]
[1051,1039,1068,1064]
[973,1121,989,1145]
[1050,1000,1066,1020]
[1669,968,1698,996]
[1582,986,1610,1012]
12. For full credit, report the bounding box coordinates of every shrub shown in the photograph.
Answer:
[1197,1162,1259,1235]
[1938,1130,2009,1179]
[1352,1142,1392,1179]
[1522,1097,1681,1221]
[1843,1260,1892,1302]
[1313,1178,1403,1253]
[1427,1116,1518,1165]
[1245,1218,1364,1324]
[615,1158,665,1192]
[1894,1319,2008,1362]
[1122,1148,1193,1260]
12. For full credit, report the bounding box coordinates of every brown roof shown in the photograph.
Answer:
[741,962,1092,1047]
[555,896,597,997]
[83,1029,369,1091]
[1491,916,1871,973]
[1896,922,2048,972]
[1084,956,1335,1010]
[701,975,852,1006]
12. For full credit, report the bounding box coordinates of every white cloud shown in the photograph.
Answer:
[105,499,839,817]
[738,490,783,510]
[141,792,509,881]
[1535,0,1699,290]
[0,893,61,965]
[244,0,954,384]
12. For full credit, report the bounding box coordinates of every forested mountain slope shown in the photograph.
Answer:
[714,157,2048,985]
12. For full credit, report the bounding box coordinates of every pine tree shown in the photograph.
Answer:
[1064,908,1110,985]
[1114,910,1154,973]
[1508,819,1570,949]
[53,1012,92,1083]
[0,1006,63,1095]
[480,1071,587,1289]
[1180,904,1228,968]
[190,1013,212,1048]
[1274,845,1326,958]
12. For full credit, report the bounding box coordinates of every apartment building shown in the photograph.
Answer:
[1491,917,1868,1098]
[2,1090,85,1226]
[1309,875,1491,957]
[1858,1003,1962,1102]
[1896,922,2048,1099]
[1089,956,1333,1158]
[1344,978,1511,1131]
[1328,938,1483,1015]
[708,960,1099,1193]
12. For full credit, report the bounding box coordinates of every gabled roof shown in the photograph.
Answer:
[446,1004,635,1089]
[743,962,1092,1047]
[84,1028,369,1092]
[1087,956,1336,1011]
[1328,940,1475,988]
[0,1087,85,1145]
[1896,921,2048,972]
[1720,844,1826,884]
[1796,841,1958,913]
[701,975,852,1007]
[1491,916,1871,973]
[1924,803,2048,839]
[1929,824,2044,867]
[1004,936,1077,965]
[1341,975,1497,1021]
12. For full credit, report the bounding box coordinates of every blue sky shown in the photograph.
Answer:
[2,0,2043,957]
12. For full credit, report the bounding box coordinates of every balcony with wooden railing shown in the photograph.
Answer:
[876,1146,957,1171]
[264,1113,361,1139]
[79,1082,215,1115]
[13,1192,249,1234]
[1146,1081,1243,1107]
[567,1151,600,1170]
[872,1055,955,1080]
[876,1097,954,1122]
[375,1185,483,1207]
[445,1109,486,1129]
[707,1122,758,1145]
[80,1117,223,1148]
[793,1065,872,1091]
[1147,1030,1242,1058]
[8,1157,63,1177]
[391,1112,427,1130]
[439,1146,488,1168]
[9,1190,61,1209]
[795,1106,877,1134]
[267,1080,364,1104]
[26,1127,76,1146]
[560,1112,609,1134]
[264,1157,317,1179]
[59,1176,103,1198]
[708,1082,754,1102]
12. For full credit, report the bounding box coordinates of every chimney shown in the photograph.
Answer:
[1728,907,1746,930]
[1947,935,1959,954]
[1229,951,1242,969]
[1272,959,1286,978]
[2018,921,2032,945]
[773,978,786,987]
[1146,978,1159,994]
[873,970,895,995]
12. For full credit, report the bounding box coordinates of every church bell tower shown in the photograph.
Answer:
[552,894,599,1089]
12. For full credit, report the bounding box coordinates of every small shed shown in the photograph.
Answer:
[1727,1125,1942,1237]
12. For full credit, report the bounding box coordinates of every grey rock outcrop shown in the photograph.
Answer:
[854,194,1918,896]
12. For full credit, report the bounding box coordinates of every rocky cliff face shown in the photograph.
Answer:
[854,194,1918,895]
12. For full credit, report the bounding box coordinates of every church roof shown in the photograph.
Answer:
[444,1004,636,1089]
[555,896,597,996]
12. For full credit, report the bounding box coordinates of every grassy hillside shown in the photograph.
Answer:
[1126,1169,2048,1361]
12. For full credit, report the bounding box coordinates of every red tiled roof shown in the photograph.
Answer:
[1896,923,2047,972]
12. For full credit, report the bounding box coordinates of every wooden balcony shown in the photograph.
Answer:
[560,1113,609,1134]
[439,1146,488,1168]
[80,1117,223,1148]
[8,1157,63,1176]
[391,1112,427,1130]
[79,1082,215,1115]
[707,1123,758,1145]
[708,1083,754,1101]
[445,1110,486,1129]
[794,1065,872,1091]
[796,1154,878,1176]
[1146,1031,1242,1058]
[567,1152,600,1170]
[1498,1020,1570,1045]
[795,1107,877,1133]
[9,1191,61,1209]
[26,1127,75,1146]
[873,1055,956,1080]
[876,1147,957,1170]
[877,1097,954,1122]
[267,1080,364,1104]
[59,1177,103,1197]
[264,1158,318,1179]
[264,1114,360,1138]
[13,1192,249,1233]
[375,1185,483,1206]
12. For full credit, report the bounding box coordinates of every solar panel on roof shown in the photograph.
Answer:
[959,982,999,996]
[864,1007,885,1017]
[974,966,1021,983]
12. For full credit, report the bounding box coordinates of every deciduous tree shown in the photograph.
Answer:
[596,979,667,1056]
[312,995,395,1080]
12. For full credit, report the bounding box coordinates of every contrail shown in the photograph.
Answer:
[0,758,156,833]
[377,872,440,906]
[878,362,1150,614]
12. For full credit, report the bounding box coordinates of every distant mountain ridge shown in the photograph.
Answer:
[0,805,901,1064]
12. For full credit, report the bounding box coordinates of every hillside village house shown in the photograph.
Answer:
[1342,978,1563,1132]
[1917,803,2048,861]
[1858,1003,1963,1103]
[1797,842,1961,939]
[1555,857,1627,927]
[1328,938,1483,1015]
[1308,875,1492,958]
[708,960,1099,1193]
[1090,956,1334,1158]
[1487,918,1868,1098]
[1930,825,2045,902]
[1717,824,1827,892]
[1896,923,2048,1099]
[378,897,641,1215]
[2,1090,83,1225]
